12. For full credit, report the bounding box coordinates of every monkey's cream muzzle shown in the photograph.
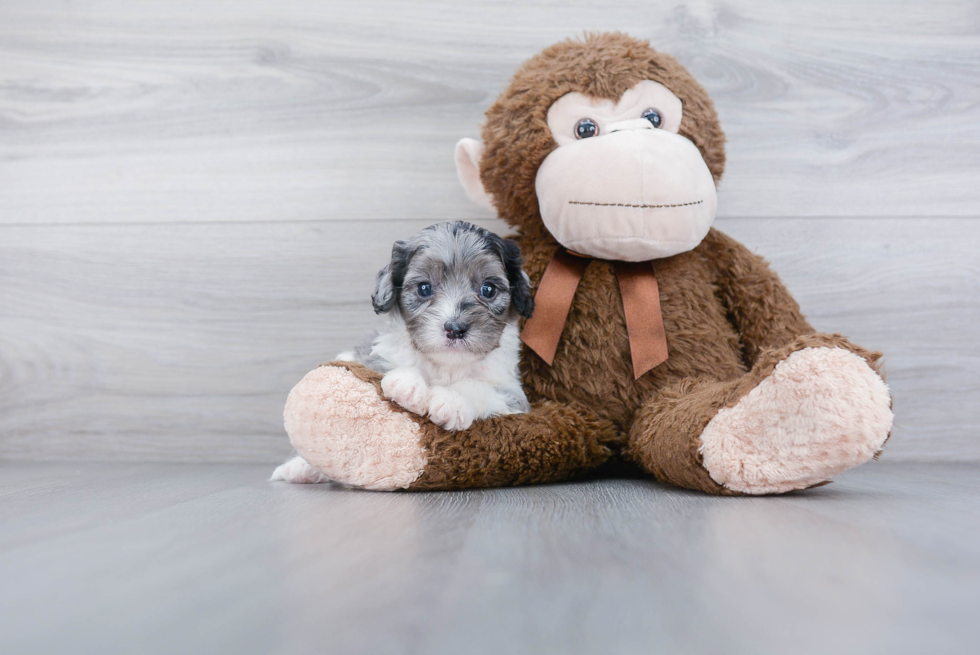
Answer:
[535,123,717,262]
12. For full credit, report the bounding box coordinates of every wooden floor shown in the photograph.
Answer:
[1,462,977,654]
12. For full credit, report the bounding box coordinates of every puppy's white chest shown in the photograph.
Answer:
[420,357,486,387]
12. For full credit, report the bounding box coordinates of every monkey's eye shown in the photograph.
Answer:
[480,282,497,299]
[642,108,663,129]
[575,118,599,139]
[417,282,433,298]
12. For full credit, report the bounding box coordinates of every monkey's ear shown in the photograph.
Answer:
[371,240,409,314]
[454,138,495,212]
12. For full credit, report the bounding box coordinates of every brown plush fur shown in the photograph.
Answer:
[317,33,888,494]
[512,230,884,494]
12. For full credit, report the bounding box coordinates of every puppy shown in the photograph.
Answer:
[271,221,534,484]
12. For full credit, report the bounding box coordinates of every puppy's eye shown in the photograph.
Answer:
[480,283,497,299]
[417,282,433,298]
[575,118,598,139]
[642,108,663,129]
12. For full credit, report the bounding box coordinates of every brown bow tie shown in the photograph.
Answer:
[521,249,669,379]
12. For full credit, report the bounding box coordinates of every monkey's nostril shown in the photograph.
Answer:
[444,321,469,340]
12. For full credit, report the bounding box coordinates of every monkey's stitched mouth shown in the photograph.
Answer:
[568,199,703,209]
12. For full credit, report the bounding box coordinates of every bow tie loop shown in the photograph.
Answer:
[521,249,669,379]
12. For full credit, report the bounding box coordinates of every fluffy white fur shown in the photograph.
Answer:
[270,453,332,484]
[346,317,526,432]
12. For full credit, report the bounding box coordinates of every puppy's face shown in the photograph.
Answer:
[372,222,534,361]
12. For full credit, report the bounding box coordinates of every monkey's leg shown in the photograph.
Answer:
[628,334,894,495]
[282,362,620,491]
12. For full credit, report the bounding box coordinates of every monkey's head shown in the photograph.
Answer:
[456,32,725,262]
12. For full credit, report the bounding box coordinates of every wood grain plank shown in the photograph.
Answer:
[1,462,978,654]
[0,217,975,462]
[1,1,978,225]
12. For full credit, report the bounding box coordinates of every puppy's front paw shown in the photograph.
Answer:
[427,387,476,431]
[381,367,429,415]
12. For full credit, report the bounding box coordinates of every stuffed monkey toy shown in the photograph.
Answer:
[283,33,893,495]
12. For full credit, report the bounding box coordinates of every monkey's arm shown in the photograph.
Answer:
[700,228,884,373]
[283,362,621,490]
[700,228,812,364]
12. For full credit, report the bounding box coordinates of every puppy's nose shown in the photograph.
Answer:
[444,320,469,340]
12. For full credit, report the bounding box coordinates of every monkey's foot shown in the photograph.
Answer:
[283,365,427,490]
[699,347,893,494]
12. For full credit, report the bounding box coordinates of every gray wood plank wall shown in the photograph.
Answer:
[1,1,978,462]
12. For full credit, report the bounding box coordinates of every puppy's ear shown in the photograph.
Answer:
[372,240,410,314]
[494,236,534,319]
[511,268,534,319]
